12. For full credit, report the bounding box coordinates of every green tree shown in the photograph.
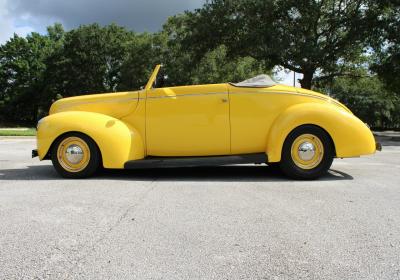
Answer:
[191,45,267,84]
[118,32,163,91]
[181,0,383,89]
[40,24,65,113]
[160,15,269,86]
[371,1,400,93]
[159,14,197,86]
[46,23,132,97]
[0,32,54,124]
[318,76,400,129]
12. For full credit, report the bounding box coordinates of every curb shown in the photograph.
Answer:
[0,136,36,140]
[374,135,400,142]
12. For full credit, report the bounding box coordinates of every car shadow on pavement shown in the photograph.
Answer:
[0,165,353,182]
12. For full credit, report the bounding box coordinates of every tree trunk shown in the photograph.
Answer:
[300,70,315,89]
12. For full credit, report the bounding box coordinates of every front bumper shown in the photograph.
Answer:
[32,149,38,158]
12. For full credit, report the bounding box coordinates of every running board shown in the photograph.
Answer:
[124,153,267,169]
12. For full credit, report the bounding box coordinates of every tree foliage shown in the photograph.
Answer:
[181,0,385,89]
[46,23,131,97]
[191,45,267,84]
[160,15,268,86]
[318,76,400,129]
[0,32,55,124]
[371,1,400,92]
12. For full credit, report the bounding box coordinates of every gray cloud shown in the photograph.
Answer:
[6,0,204,32]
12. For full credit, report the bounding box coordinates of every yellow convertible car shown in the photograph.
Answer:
[32,65,380,179]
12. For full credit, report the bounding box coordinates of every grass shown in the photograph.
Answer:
[0,128,36,136]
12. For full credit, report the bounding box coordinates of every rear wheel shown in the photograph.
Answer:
[279,125,334,180]
[51,133,101,178]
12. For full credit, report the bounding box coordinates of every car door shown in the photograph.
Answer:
[146,84,230,156]
[228,84,298,154]
[228,84,283,154]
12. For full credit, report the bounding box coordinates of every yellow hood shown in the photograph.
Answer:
[49,91,140,119]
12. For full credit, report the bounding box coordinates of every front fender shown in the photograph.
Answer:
[36,111,144,168]
[266,103,376,162]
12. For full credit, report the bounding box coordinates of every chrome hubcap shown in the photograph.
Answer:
[298,142,316,161]
[65,145,84,164]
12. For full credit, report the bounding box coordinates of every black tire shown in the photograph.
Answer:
[267,162,282,173]
[51,132,101,179]
[279,125,334,180]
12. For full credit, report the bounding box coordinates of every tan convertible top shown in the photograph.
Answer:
[230,74,277,88]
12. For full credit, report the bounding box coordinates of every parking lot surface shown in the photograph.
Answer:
[0,138,399,279]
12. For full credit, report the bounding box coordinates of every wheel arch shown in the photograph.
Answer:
[36,111,145,168]
[44,131,102,164]
[266,102,375,162]
[280,124,336,159]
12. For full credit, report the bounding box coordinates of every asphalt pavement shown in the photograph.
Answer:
[0,138,399,279]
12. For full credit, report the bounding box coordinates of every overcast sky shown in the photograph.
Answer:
[0,0,204,43]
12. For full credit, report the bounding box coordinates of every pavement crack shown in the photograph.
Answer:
[107,180,158,234]
[58,179,159,280]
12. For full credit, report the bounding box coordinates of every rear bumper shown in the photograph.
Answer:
[32,149,38,158]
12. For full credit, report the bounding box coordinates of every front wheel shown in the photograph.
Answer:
[51,133,101,179]
[279,125,334,180]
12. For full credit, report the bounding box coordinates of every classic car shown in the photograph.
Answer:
[32,65,380,179]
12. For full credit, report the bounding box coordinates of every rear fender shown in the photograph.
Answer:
[266,103,376,162]
[37,111,144,168]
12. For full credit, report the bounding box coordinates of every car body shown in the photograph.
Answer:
[33,65,379,179]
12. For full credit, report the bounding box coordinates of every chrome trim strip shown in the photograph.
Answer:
[233,90,330,102]
[145,92,227,100]
[143,90,330,103]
